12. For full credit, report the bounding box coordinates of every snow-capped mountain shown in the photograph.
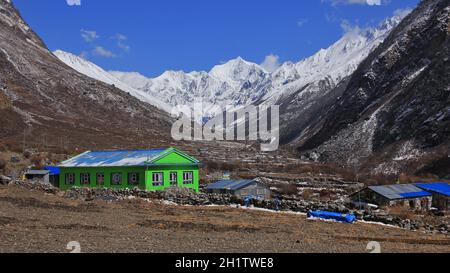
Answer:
[297,0,450,175]
[54,50,171,113]
[54,13,406,125]
[108,14,405,117]
[259,15,405,105]
[110,57,270,117]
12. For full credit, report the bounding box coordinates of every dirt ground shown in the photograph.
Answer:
[0,185,449,253]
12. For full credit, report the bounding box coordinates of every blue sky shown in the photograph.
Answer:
[14,0,419,77]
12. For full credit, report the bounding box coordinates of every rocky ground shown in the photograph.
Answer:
[0,183,449,253]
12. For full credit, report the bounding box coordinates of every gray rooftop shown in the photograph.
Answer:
[206,180,257,191]
[369,184,432,200]
[25,170,50,175]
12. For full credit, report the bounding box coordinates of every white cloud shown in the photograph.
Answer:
[81,29,99,42]
[393,8,413,19]
[112,34,130,52]
[339,7,411,36]
[79,51,89,60]
[340,19,362,34]
[92,46,116,58]
[297,18,309,28]
[66,0,81,6]
[323,0,385,6]
[260,54,280,73]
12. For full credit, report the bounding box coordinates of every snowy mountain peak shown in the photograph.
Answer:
[56,13,405,120]
[54,50,171,112]
[210,57,267,89]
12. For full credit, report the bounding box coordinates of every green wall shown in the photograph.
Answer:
[59,148,200,192]
[145,165,199,192]
[59,165,199,192]
[59,166,146,191]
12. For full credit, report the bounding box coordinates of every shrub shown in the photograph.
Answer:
[205,161,219,171]
[388,205,417,220]
[23,150,32,159]
[301,189,314,199]
[279,184,298,195]
[0,159,6,173]
[30,154,44,170]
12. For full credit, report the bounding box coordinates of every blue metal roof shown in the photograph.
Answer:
[399,191,432,198]
[206,180,256,191]
[44,166,60,175]
[59,149,167,167]
[369,184,432,200]
[416,183,450,197]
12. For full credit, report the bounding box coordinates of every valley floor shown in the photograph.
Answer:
[0,185,449,253]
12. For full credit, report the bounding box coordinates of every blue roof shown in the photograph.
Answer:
[59,149,168,167]
[206,180,256,191]
[416,183,450,197]
[368,184,432,200]
[399,191,432,198]
[44,166,60,175]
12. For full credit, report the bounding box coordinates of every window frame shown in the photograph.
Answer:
[80,173,91,185]
[96,173,105,186]
[128,172,140,186]
[152,172,164,187]
[183,171,194,185]
[65,173,75,185]
[111,172,123,186]
[169,172,178,186]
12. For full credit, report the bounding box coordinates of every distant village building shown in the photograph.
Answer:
[58,148,200,192]
[206,180,272,200]
[416,183,450,211]
[24,170,51,184]
[44,166,61,187]
[350,184,432,211]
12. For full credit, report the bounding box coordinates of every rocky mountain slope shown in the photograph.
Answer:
[296,0,450,175]
[0,0,173,150]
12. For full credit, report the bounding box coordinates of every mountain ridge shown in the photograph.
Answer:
[296,0,450,176]
[57,13,406,125]
[0,0,173,150]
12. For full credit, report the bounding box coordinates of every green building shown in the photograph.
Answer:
[58,148,200,192]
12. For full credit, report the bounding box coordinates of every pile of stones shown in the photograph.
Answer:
[8,179,58,194]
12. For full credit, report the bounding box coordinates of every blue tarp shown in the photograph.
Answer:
[44,166,60,175]
[307,211,357,224]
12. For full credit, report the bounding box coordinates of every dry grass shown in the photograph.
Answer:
[278,184,299,195]
[388,205,417,220]
[1,185,449,253]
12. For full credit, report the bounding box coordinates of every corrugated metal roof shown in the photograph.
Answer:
[369,184,432,200]
[416,183,450,197]
[206,180,256,191]
[44,166,60,175]
[25,170,50,175]
[59,149,167,167]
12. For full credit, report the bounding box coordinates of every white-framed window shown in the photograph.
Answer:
[128,172,139,186]
[111,173,122,186]
[152,173,164,186]
[170,172,178,186]
[96,173,105,186]
[183,172,193,185]
[80,173,90,185]
[65,173,75,185]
